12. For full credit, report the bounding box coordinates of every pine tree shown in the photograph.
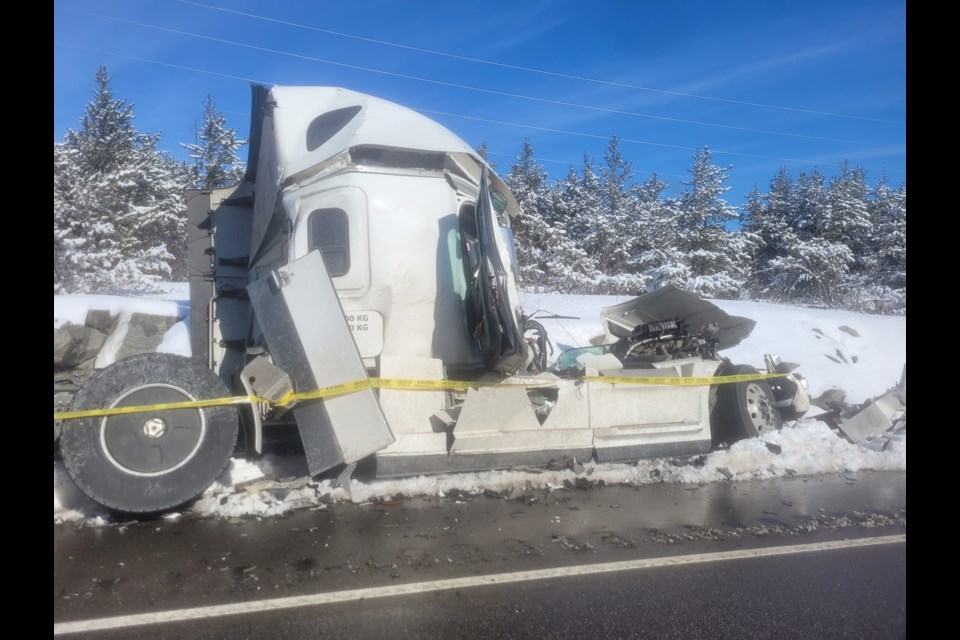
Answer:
[595,137,636,275]
[823,161,872,307]
[504,139,549,260]
[503,139,595,290]
[744,164,857,307]
[549,158,614,290]
[627,173,682,292]
[767,236,853,307]
[742,168,795,296]
[54,66,188,293]
[675,147,750,298]
[180,95,247,189]
[475,141,498,170]
[791,168,829,238]
[862,176,906,313]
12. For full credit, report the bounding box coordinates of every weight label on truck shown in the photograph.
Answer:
[345,310,384,357]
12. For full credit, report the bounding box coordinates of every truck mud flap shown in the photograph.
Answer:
[248,250,394,476]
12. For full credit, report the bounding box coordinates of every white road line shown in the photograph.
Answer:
[54,534,905,635]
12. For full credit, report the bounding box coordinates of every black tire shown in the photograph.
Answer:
[60,353,238,514]
[711,364,783,447]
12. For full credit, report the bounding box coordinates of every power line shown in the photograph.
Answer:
[419,109,841,166]
[483,151,689,180]
[57,43,880,170]
[55,46,271,86]
[69,9,892,148]
[177,0,903,126]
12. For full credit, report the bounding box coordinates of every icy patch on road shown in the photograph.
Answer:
[54,420,906,527]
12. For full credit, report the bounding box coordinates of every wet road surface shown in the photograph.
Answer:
[54,471,906,638]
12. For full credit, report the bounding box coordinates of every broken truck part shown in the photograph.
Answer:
[56,85,809,514]
[819,365,905,445]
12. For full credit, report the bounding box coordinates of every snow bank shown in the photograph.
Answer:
[54,419,905,526]
[53,285,906,526]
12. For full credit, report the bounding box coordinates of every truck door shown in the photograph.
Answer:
[473,167,529,373]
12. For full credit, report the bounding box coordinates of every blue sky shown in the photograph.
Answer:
[54,0,905,206]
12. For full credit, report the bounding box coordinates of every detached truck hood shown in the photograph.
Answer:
[600,285,756,352]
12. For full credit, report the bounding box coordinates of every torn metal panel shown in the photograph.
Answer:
[600,284,756,351]
[536,378,592,431]
[452,387,543,436]
[248,250,394,476]
[376,355,448,460]
[590,359,718,460]
[450,385,593,456]
[837,391,905,444]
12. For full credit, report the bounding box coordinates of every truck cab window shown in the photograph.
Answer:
[308,208,350,277]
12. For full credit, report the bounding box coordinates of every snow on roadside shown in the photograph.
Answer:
[54,285,906,527]
[520,291,906,404]
[54,419,905,527]
[54,287,905,404]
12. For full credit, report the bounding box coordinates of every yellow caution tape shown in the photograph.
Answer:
[54,395,265,421]
[54,372,786,422]
[584,372,787,386]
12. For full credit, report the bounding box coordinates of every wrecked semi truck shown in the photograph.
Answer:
[57,86,809,514]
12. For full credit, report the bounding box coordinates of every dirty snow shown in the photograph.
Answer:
[54,286,906,526]
[54,421,905,525]
[54,294,182,330]
[55,291,191,367]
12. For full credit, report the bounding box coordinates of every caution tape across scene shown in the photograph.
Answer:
[53,372,786,422]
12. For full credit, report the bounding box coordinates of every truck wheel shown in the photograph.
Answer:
[60,353,238,514]
[711,364,782,447]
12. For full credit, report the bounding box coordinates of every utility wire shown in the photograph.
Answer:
[57,43,883,169]
[177,0,903,126]
[55,47,271,86]
[419,109,841,166]
[484,151,689,180]
[68,9,892,148]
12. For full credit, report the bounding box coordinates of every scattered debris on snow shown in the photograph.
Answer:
[54,287,906,527]
[808,365,906,445]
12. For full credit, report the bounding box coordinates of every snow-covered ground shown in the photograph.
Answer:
[54,287,906,525]
[520,292,906,404]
